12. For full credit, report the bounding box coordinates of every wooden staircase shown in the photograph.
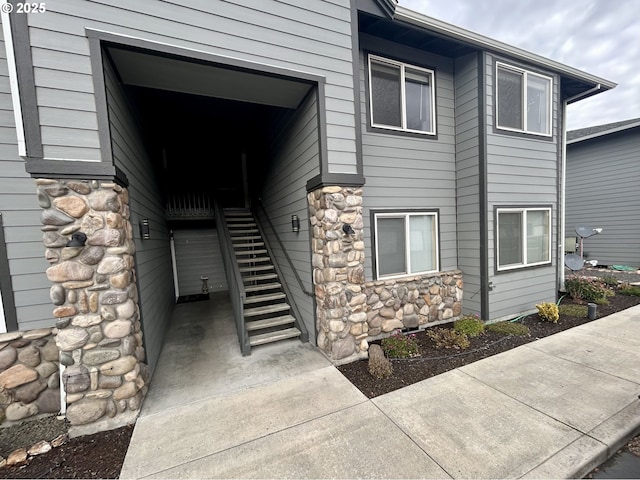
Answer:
[224,209,302,348]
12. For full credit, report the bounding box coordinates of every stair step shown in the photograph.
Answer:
[244,303,290,317]
[243,273,278,282]
[236,256,271,264]
[240,265,274,273]
[244,292,286,304]
[246,314,295,331]
[235,249,267,256]
[229,229,259,235]
[231,236,262,241]
[228,223,256,228]
[245,282,282,293]
[249,327,301,346]
[233,242,265,249]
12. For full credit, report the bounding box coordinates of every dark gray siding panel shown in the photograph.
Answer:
[358,37,457,277]
[0,22,52,331]
[259,90,319,343]
[485,53,560,320]
[27,0,356,172]
[103,55,174,374]
[454,53,481,316]
[173,229,227,296]
[566,127,640,267]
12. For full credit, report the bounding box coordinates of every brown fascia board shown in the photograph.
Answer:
[393,5,617,95]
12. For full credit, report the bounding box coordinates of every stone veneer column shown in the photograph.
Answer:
[308,186,465,365]
[308,186,367,363]
[36,178,147,435]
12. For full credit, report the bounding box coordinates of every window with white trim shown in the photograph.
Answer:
[496,62,552,136]
[497,207,551,271]
[374,211,439,279]
[368,55,436,135]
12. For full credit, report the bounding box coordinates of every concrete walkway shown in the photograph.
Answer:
[120,297,640,479]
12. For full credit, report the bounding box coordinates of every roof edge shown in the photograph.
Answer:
[394,5,617,91]
[567,119,640,144]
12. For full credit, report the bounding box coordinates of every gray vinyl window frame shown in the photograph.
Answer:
[496,206,552,272]
[367,54,437,136]
[495,62,552,137]
[372,209,440,280]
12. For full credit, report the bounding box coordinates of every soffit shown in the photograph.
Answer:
[106,46,312,109]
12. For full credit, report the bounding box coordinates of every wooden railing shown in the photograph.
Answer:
[214,200,250,355]
[166,193,214,220]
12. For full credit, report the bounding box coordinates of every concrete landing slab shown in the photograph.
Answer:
[528,328,640,384]
[120,367,365,479]
[460,344,639,432]
[372,369,581,479]
[144,402,451,479]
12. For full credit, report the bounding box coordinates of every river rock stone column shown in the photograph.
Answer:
[308,186,367,364]
[36,178,148,435]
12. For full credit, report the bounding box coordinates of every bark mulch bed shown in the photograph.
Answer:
[337,287,640,399]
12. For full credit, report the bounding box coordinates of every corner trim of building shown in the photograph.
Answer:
[0,213,19,332]
[306,173,366,192]
[25,159,129,187]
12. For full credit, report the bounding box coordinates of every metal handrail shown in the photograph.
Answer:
[254,204,309,343]
[214,200,250,355]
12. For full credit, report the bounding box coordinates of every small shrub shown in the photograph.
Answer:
[601,274,619,287]
[536,302,559,323]
[426,327,470,350]
[368,344,393,379]
[619,286,640,297]
[486,322,530,336]
[381,331,419,358]
[558,304,588,318]
[565,275,610,303]
[453,314,485,337]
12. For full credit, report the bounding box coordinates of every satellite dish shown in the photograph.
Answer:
[575,225,599,239]
[565,254,584,271]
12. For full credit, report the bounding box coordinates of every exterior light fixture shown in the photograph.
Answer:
[342,223,355,235]
[291,215,300,233]
[140,219,150,240]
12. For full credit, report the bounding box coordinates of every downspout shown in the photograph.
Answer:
[559,84,601,292]
[0,2,27,156]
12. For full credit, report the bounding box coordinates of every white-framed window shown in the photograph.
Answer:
[368,54,436,135]
[496,62,552,136]
[497,207,552,271]
[373,211,439,279]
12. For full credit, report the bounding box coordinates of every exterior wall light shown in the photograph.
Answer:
[140,218,150,239]
[291,215,300,233]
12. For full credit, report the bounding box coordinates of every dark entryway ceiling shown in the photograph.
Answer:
[106,46,313,109]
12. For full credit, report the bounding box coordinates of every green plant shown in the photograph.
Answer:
[486,322,530,336]
[426,327,470,350]
[381,331,420,358]
[558,304,588,317]
[601,274,619,287]
[453,314,485,337]
[619,286,640,297]
[536,302,559,323]
[564,275,611,303]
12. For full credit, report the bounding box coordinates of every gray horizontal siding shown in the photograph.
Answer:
[484,53,560,320]
[566,127,640,266]
[173,229,227,296]
[260,90,320,343]
[27,0,357,172]
[0,22,52,331]
[103,54,174,374]
[358,37,458,278]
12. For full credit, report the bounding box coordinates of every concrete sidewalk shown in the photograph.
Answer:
[120,305,640,479]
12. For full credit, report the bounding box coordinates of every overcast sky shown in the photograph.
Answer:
[400,0,639,131]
